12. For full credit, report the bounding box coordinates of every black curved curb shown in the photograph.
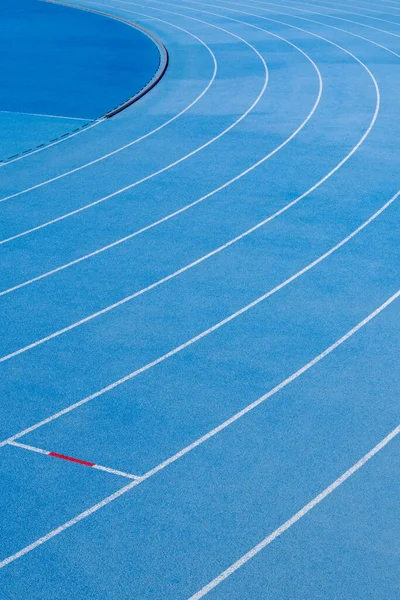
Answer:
[44,0,169,118]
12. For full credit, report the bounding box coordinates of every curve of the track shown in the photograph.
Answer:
[0,0,398,599]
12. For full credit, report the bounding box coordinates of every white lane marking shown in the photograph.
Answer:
[0,1,383,359]
[0,110,91,121]
[0,11,219,200]
[92,464,140,479]
[0,12,324,299]
[0,13,269,242]
[0,186,397,442]
[0,289,398,569]
[8,440,50,456]
[189,422,400,599]
[0,120,103,167]
[8,440,140,479]
[247,0,400,39]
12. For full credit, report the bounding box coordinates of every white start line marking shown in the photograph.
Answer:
[8,440,140,481]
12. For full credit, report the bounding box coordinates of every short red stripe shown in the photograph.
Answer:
[49,452,95,467]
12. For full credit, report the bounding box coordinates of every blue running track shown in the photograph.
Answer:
[0,0,399,598]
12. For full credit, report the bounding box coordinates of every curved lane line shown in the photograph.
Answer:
[0,10,270,244]
[0,289,398,568]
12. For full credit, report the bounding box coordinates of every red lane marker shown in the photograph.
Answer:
[49,452,95,467]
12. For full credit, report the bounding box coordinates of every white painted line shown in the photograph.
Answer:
[0,289,398,569]
[0,110,91,121]
[8,440,50,456]
[0,10,269,232]
[189,423,400,599]
[92,464,140,479]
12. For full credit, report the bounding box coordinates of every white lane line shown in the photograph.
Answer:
[249,0,400,38]
[8,440,50,456]
[0,289,398,569]
[189,422,400,599]
[0,2,383,359]
[0,185,397,443]
[0,110,92,121]
[0,12,269,242]
[0,14,324,299]
[92,465,139,479]
[8,440,139,479]
[0,11,219,200]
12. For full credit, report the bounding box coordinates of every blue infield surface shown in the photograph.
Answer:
[0,0,399,598]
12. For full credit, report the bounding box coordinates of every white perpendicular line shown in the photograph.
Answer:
[0,289,398,569]
[0,14,269,240]
[0,11,218,192]
[92,464,140,480]
[8,440,50,456]
[188,422,400,599]
[7,440,140,480]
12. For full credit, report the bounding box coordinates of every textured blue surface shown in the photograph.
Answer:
[0,0,399,598]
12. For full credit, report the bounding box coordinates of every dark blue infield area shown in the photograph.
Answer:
[0,0,162,161]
